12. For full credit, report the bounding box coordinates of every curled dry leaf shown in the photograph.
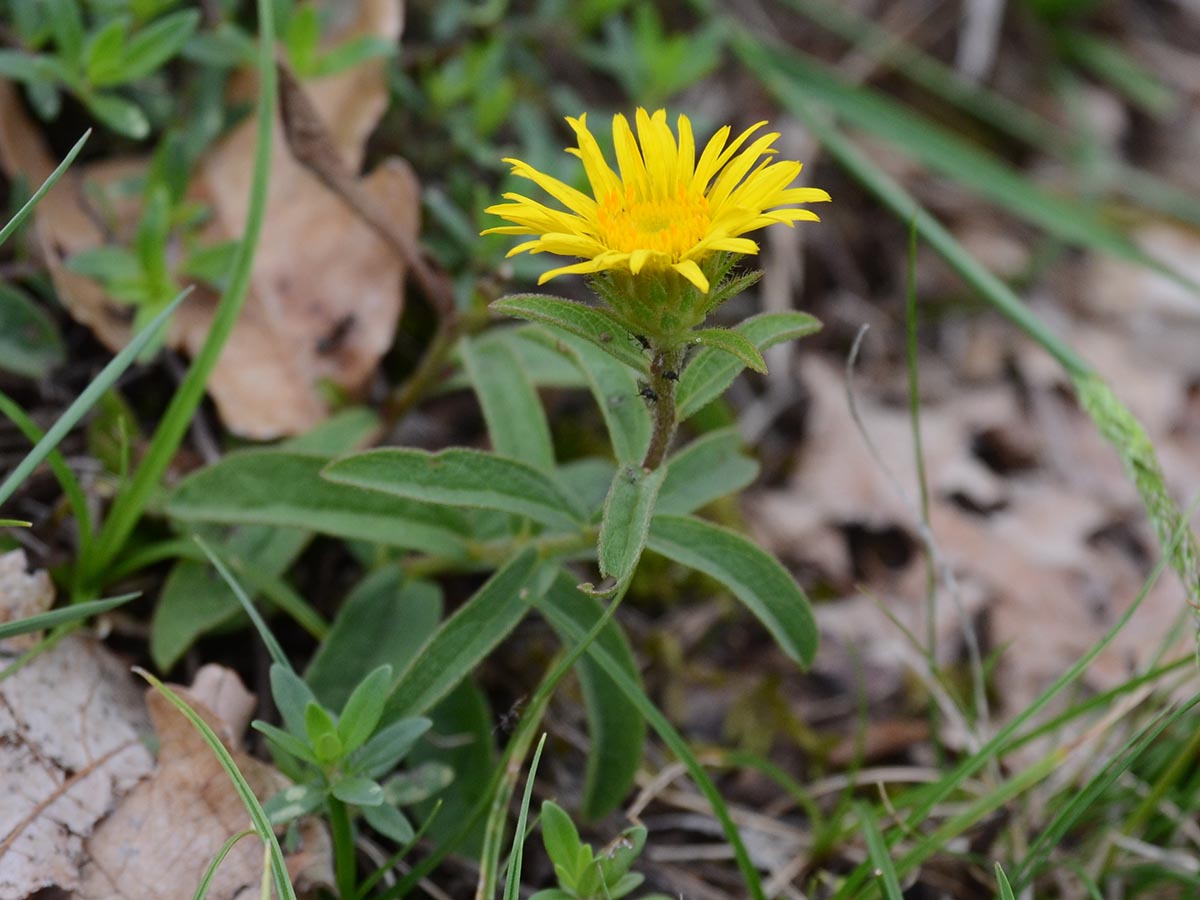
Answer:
[0,0,416,438]
[1,550,154,899]
[77,668,333,900]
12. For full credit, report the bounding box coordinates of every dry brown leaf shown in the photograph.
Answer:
[0,550,54,651]
[77,669,332,900]
[0,602,154,900]
[751,344,1192,713]
[0,0,416,438]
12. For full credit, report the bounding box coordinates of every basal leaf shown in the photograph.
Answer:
[384,549,540,721]
[323,448,581,531]
[305,567,442,711]
[167,451,470,557]
[541,572,645,820]
[461,334,555,469]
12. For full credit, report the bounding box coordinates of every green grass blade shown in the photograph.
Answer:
[739,38,1191,287]
[995,863,1016,900]
[502,733,548,900]
[541,577,645,821]
[0,289,189,512]
[193,534,290,670]
[193,829,256,900]
[87,0,277,582]
[1015,698,1200,889]
[461,334,556,469]
[739,47,1200,612]
[536,582,769,900]
[831,535,1180,898]
[138,671,297,900]
[0,592,138,640]
[0,390,92,561]
[858,804,904,900]
[0,129,90,247]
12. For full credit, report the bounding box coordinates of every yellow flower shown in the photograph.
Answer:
[483,108,830,294]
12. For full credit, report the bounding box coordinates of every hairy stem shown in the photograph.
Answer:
[641,345,684,470]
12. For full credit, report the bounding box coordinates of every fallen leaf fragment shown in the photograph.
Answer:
[77,669,332,900]
[0,626,154,899]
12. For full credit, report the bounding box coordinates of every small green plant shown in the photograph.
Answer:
[255,664,435,843]
[0,0,200,137]
[532,801,670,900]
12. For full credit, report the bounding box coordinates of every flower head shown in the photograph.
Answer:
[483,109,830,294]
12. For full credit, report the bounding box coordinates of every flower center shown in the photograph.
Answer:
[596,187,711,259]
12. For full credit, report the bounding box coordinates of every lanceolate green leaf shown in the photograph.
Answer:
[598,464,666,584]
[0,593,137,641]
[0,284,65,379]
[532,328,651,465]
[677,311,822,420]
[657,428,759,516]
[167,451,470,557]
[491,294,649,373]
[384,549,540,721]
[140,672,297,900]
[692,328,766,374]
[106,9,201,85]
[647,515,818,666]
[0,289,188,511]
[534,597,768,900]
[541,572,645,820]
[736,57,1200,614]
[324,448,581,530]
[461,334,555,469]
[305,568,443,711]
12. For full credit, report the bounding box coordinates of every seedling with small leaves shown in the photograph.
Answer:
[255,663,445,846]
[531,801,672,900]
[0,0,200,138]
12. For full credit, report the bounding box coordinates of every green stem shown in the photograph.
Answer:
[640,345,683,470]
[328,797,357,899]
[83,0,277,590]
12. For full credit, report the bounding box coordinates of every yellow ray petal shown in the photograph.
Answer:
[672,259,710,293]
